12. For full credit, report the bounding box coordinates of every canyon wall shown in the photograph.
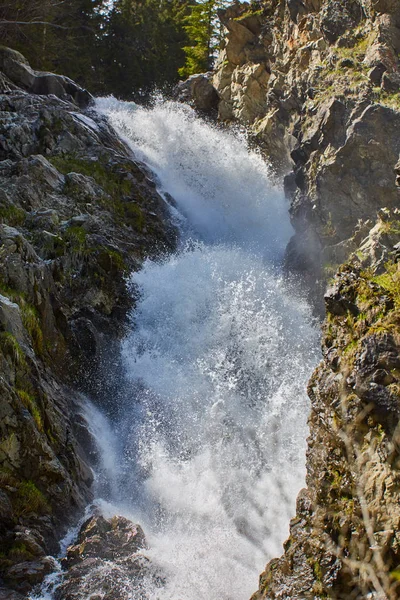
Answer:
[203,1,400,597]
[0,47,176,597]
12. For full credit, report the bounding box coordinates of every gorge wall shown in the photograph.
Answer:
[193,1,400,598]
[184,0,400,284]
[0,47,176,597]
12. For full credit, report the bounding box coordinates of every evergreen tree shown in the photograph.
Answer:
[0,0,106,89]
[101,0,190,99]
[179,0,223,78]
[0,0,223,98]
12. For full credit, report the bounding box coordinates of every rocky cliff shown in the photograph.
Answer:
[194,1,400,598]
[191,0,400,285]
[252,213,400,599]
[0,47,176,596]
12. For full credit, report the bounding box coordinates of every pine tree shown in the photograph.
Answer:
[101,0,190,99]
[178,0,223,79]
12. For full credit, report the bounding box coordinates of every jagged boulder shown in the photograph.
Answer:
[55,514,156,600]
[174,73,219,113]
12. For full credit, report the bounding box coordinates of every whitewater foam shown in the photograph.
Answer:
[51,98,319,600]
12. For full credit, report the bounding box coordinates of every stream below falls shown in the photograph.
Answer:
[37,98,320,600]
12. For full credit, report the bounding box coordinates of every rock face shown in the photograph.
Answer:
[192,2,400,598]
[55,514,156,600]
[211,0,400,281]
[252,214,400,599]
[0,49,176,593]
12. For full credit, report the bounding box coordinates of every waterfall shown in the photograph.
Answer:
[57,98,320,600]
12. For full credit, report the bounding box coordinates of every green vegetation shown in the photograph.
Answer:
[13,481,50,517]
[0,332,26,366]
[50,154,132,201]
[50,154,146,231]
[17,390,44,431]
[324,259,400,376]
[7,542,34,562]
[0,277,45,358]
[179,0,224,78]
[64,225,89,258]
[0,205,26,227]
[0,0,228,99]
[375,91,400,110]
[372,261,400,308]
[21,304,44,356]
[0,0,233,98]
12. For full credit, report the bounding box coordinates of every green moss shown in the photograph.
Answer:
[0,332,26,366]
[0,468,19,488]
[7,542,34,562]
[372,261,400,308]
[103,248,128,273]
[330,470,343,489]
[13,481,50,517]
[50,154,133,202]
[0,279,25,305]
[390,570,400,582]
[123,203,145,231]
[49,154,149,232]
[234,8,263,21]
[373,90,400,111]
[0,205,26,227]
[17,390,43,432]
[21,305,44,356]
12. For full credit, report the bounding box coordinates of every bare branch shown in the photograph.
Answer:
[0,20,95,32]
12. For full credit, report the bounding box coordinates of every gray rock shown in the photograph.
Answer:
[5,558,57,593]
[174,73,219,113]
[55,514,157,600]
[0,47,92,108]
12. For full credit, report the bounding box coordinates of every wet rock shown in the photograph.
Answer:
[0,588,25,600]
[0,47,177,596]
[5,558,57,593]
[55,515,156,600]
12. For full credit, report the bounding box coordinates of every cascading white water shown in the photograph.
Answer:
[70,98,319,600]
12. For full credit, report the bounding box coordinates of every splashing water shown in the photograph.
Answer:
[68,99,319,600]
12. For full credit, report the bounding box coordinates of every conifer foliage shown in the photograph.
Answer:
[179,0,224,78]
[0,0,231,98]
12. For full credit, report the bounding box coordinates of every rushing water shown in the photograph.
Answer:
[37,98,320,600]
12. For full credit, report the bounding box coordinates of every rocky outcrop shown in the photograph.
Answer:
[173,72,219,113]
[211,0,400,282]
[252,213,400,598]
[0,49,176,593]
[196,3,400,597]
[0,47,92,108]
[55,514,157,600]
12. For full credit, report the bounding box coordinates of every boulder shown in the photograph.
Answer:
[0,47,92,108]
[5,558,57,593]
[174,73,219,113]
[55,514,156,600]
